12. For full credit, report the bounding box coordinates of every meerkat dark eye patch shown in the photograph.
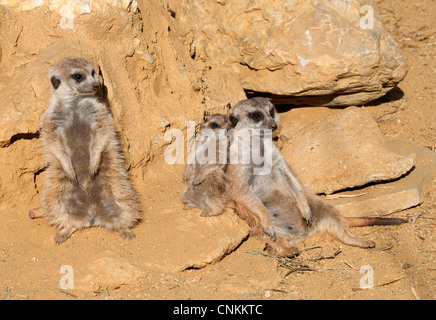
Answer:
[269,108,275,117]
[71,73,84,82]
[248,111,264,122]
[50,76,61,89]
[209,122,220,129]
[91,70,95,77]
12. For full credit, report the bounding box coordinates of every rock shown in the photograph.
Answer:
[139,208,250,273]
[77,256,145,291]
[174,0,407,106]
[278,106,338,143]
[281,107,416,194]
[326,140,436,217]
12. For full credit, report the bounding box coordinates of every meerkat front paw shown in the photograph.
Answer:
[298,203,313,228]
[302,210,313,228]
[89,152,102,179]
[67,172,78,185]
[89,168,98,179]
[263,225,277,240]
[89,162,100,179]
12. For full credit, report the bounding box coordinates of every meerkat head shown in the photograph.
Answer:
[202,114,233,130]
[48,58,100,100]
[229,97,279,130]
[197,114,232,144]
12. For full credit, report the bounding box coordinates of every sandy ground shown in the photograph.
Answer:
[1,0,435,300]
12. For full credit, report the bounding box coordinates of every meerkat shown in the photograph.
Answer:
[182,114,232,217]
[227,97,407,257]
[40,57,142,244]
[226,97,313,240]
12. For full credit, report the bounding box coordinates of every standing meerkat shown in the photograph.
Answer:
[40,57,142,244]
[182,114,231,217]
[227,98,406,257]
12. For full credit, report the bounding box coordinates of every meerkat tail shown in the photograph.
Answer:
[309,196,376,248]
[29,207,43,219]
[321,216,376,248]
[346,217,408,227]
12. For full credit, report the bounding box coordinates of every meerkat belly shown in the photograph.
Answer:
[249,165,308,236]
[66,111,92,181]
[261,189,308,236]
[63,111,97,221]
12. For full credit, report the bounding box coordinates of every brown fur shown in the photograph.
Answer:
[346,217,407,227]
[182,114,231,216]
[227,98,407,257]
[40,58,142,244]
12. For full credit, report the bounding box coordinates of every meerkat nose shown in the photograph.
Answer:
[270,123,278,130]
[92,84,100,91]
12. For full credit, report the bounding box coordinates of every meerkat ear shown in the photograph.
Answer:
[50,76,61,89]
[229,115,239,128]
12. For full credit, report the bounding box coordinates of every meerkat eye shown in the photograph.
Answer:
[269,108,275,117]
[249,112,263,122]
[210,122,220,129]
[72,73,84,82]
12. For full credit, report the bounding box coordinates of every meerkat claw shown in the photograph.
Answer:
[304,214,313,228]
[68,174,78,185]
[265,228,276,240]
[89,170,97,180]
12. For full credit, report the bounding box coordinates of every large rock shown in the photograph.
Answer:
[281,107,416,194]
[174,0,407,106]
[278,106,338,143]
[140,209,250,272]
[326,140,436,217]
